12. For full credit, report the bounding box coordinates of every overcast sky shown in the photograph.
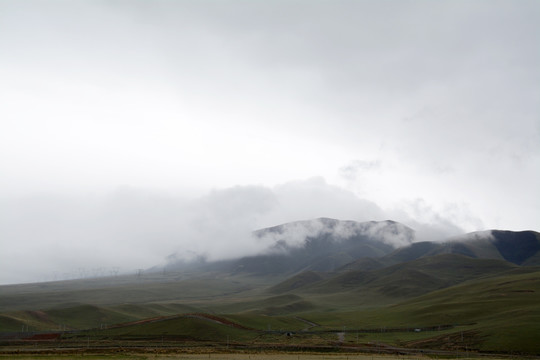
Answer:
[1,0,539,285]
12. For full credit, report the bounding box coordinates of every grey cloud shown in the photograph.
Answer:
[268,177,386,225]
[388,198,481,242]
[340,160,381,181]
[0,179,474,284]
[446,230,495,244]
[0,1,538,284]
[358,221,415,248]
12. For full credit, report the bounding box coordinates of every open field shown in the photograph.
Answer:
[2,256,540,356]
[0,353,530,360]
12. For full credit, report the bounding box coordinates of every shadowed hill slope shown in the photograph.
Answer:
[274,254,519,299]
[385,230,540,265]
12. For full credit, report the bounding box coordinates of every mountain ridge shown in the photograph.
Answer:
[1,218,539,354]
[164,218,539,277]
[385,229,540,266]
[165,218,415,275]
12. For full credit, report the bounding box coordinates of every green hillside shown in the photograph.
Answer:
[2,226,540,355]
[105,317,254,341]
[22,266,537,354]
[281,254,517,301]
[383,269,540,353]
[0,272,278,313]
[269,271,325,294]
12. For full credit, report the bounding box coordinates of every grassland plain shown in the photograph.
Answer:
[2,256,540,355]
[264,269,540,353]
[0,353,527,360]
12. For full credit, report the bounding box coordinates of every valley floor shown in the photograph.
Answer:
[0,353,530,360]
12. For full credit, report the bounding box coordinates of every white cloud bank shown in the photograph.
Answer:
[0,178,478,285]
[0,1,538,284]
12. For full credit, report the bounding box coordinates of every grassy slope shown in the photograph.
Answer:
[307,254,517,294]
[392,269,540,353]
[300,268,540,353]
[80,316,258,342]
[93,261,540,353]
[0,271,282,312]
[269,271,325,294]
[222,314,309,331]
[2,255,540,354]
[0,270,287,332]
[261,254,521,311]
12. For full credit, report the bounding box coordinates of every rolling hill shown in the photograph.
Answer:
[1,218,539,354]
[270,254,521,301]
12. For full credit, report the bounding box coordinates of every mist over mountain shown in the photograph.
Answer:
[254,217,415,250]
[164,218,414,275]
[0,180,468,285]
[1,1,538,351]
[2,216,539,354]
[163,217,539,278]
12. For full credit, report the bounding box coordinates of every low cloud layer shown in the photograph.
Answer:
[0,1,538,285]
[0,178,476,285]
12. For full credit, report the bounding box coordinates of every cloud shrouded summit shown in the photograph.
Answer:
[0,179,468,285]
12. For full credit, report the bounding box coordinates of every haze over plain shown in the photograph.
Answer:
[1,0,539,284]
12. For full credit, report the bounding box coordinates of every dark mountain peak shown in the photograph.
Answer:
[442,230,540,265]
[385,229,540,266]
[489,230,540,265]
